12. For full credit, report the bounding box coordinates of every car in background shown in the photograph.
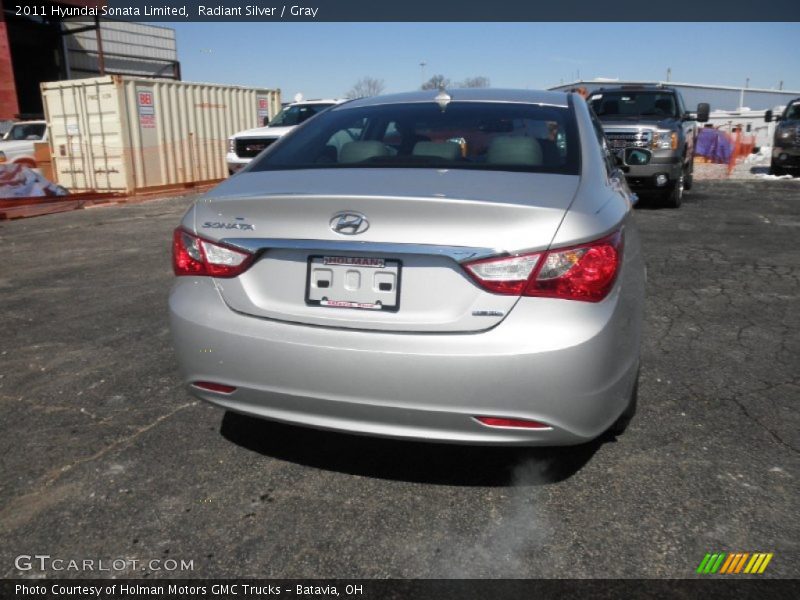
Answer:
[0,120,48,168]
[765,98,800,177]
[588,86,709,208]
[171,88,644,446]
[226,99,345,174]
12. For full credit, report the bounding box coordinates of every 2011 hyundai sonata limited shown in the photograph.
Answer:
[169,88,645,445]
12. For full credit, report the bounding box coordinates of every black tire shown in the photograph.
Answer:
[663,174,684,208]
[684,155,694,191]
[608,373,639,437]
[769,162,785,177]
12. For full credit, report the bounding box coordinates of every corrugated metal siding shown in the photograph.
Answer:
[549,80,800,111]
[63,20,177,58]
[63,20,178,79]
[43,76,281,193]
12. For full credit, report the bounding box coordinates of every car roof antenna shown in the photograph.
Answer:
[435,85,451,112]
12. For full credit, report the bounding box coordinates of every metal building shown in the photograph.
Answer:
[549,80,800,112]
[62,20,179,81]
[1,0,180,120]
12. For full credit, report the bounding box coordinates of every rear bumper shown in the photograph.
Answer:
[169,247,644,446]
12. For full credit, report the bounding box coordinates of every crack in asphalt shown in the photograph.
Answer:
[727,390,800,455]
[1,400,199,511]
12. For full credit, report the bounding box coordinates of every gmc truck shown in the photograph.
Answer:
[765,98,800,177]
[588,86,709,208]
[226,99,345,174]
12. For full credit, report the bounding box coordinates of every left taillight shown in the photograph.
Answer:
[464,229,623,302]
[172,228,253,278]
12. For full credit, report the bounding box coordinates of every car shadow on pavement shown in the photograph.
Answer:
[634,191,709,209]
[220,411,609,487]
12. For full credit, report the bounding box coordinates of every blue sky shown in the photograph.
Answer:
[165,22,800,99]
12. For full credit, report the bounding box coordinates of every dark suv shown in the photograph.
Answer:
[765,98,800,177]
[588,86,709,208]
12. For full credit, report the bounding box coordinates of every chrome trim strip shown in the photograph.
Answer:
[221,238,501,263]
[332,100,568,110]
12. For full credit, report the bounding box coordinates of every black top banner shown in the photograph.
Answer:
[10,0,800,21]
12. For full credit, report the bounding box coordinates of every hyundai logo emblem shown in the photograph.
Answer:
[330,212,369,235]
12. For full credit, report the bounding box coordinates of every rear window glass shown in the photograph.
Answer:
[248,101,579,175]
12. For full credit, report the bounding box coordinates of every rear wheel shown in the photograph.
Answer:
[663,174,684,208]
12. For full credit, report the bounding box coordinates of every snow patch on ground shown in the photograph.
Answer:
[754,173,798,181]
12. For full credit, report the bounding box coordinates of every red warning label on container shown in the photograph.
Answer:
[137,89,155,115]
[137,88,156,128]
[257,95,271,122]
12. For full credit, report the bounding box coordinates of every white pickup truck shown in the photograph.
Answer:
[226,99,345,174]
[0,120,48,168]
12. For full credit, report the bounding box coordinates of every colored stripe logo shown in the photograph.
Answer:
[696,552,773,574]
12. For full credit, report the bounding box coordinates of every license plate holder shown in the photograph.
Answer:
[306,255,401,312]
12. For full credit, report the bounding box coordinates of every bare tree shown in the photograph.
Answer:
[421,74,451,90]
[346,76,385,99]
[459,76,490,88]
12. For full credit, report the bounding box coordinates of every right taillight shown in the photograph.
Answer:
[172,228,253,278]
[464,229,623,302]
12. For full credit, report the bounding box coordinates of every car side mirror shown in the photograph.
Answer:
[612,152,624,167]
[696,103,710,123]
[764,110,773,123]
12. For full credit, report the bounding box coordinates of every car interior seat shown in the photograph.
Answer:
[600,100,619,115]
[486,137,543,166]
[411,141,461,161]
[655,98,674,115]
[338,141,392,163]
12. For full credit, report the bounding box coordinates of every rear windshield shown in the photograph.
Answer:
[589,91,678,118]
[249,101,579,175]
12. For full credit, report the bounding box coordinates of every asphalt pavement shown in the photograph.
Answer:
[1,181,798,578]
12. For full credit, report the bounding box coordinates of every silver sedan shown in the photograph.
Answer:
[169,88,645,445]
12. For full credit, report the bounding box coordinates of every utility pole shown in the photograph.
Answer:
[666,67,671,82]
[419,61,427,86]
[739,77,749,110]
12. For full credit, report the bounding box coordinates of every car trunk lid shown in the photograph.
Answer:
[193,169,579,332]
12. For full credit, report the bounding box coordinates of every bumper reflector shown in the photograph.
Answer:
[193,381,237,394]
[475,416,550,429]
